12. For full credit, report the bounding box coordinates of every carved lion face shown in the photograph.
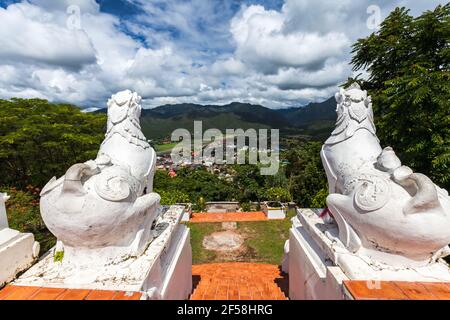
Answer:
[334,84,372,123]
[107,90,142,125]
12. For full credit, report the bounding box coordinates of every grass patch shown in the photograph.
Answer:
[154,142,178,153]
[186,222,222,264]
[186,209,296,265]
[238,209,295,265]
[53,250,64,262]
[238,219,292,265]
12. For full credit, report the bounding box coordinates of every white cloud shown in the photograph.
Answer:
[29,0,99,13]
[230,5,350,74]
[124,46,205,99]
[263,61,351,90]
[223,3,352,105]
[0,3,97,69]
[127,47,190,78]
[0,0,447,109]
[0,1,138,106]
[210,57,247,76]
[131,0,235,55]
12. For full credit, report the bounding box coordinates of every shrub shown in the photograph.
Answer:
[2,186,55,255]
[240,202,252,212]
[263,187,291,202]
[155,188,190,205]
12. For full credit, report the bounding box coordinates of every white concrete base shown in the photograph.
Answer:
[13,205,192,300]
[281,240,289,273]
[181,211,191,222]
[0,228,39,287]
[266,208,286,219]
[262,202,286,219]
[287,208,450,300]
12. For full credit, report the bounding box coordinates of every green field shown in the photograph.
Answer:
[154,142,178,153]
[186,210,296,265]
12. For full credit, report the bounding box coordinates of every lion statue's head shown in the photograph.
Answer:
[106,90,142,128]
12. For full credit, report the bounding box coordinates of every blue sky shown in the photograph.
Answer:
[0,0,446,109]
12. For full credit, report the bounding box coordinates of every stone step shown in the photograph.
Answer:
[190,263,289,300]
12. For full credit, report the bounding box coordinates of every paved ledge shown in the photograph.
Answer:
[0,285,143,300]
[189,212,267,223]
[344,280,450,300]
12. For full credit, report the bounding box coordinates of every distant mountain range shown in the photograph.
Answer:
[96,97,337,140]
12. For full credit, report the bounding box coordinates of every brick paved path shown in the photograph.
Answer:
[190,263,288,300]
[344,280,450,300]
[0,285,142,300]
[189,211,267,223]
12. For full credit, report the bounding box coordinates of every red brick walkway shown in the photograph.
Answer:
[0,285,142,300]
[190,263,288,300]
[344,280,450,300]
[190,211,267,223]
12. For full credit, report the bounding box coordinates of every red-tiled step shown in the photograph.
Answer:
[189,212,267,223]
[190,263,288,300]
[344,280,450,300]
[0,285,143,300]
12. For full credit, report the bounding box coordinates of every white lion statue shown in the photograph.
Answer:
[40,90,160,265]
[321,84,450,266]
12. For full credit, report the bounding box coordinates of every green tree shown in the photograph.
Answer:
[231,164,266,202]
[264,166,290,189]
[285,141,328,207]
[2,186,55,255]
[0,98,106,188]
[348,4,450,189]
[153,167,237,203]
[155,189,190,205]
[193,196,207,212]
[310,188,328,208]
[263,187,292,202]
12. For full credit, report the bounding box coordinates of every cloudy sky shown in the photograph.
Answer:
[0,0,446,109]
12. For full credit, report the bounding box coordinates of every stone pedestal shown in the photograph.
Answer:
[265,209,286,219]
[262,202,286,220]
[13,205,192,300]
[0,229,39,287]
[0,193,40,287]
[286,209,450,300]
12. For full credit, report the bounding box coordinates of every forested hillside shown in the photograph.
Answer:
[95,99,337,139]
